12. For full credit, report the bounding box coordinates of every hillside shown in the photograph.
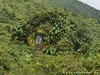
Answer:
[45,0,100,19]
[0,0,100,75]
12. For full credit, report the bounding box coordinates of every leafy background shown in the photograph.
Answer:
[0,0,100,75]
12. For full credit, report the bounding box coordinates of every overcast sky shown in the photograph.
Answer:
[78,0,100,10]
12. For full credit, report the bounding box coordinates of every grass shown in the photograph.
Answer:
[0,0,100,75]
[0,15,99,75]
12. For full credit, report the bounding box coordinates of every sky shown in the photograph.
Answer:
[78,0,100,10]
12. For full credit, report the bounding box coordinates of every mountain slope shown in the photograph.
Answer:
[0,0,100,75]
[45,0,100,19]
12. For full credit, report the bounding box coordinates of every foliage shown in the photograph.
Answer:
[0,0,100,75]
[45,0,100,19]
[12,11,92,54]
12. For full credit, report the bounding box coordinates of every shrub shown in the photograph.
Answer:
[11,11,92,54]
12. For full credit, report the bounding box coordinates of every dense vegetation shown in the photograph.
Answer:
[45,0,100,19]
[0,0,100,75]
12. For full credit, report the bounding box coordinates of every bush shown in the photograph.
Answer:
[0,8,16,23]
[11,11,92,54]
